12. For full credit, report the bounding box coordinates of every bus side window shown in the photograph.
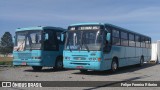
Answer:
[56,32,64,44]
[112,29,120,45]
[103,30,111,53]
[44,31,59,51]
[121,31,128,46]
[135,35,141,47]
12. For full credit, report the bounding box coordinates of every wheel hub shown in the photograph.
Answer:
[113,62,117,69]
[57,61,62,68]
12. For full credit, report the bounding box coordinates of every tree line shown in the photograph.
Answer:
[0,32,13,57]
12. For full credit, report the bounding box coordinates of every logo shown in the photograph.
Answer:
[1,82,43,87]
[2,82,11,87]
[77,58,81,60]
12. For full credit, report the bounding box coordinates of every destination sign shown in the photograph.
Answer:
[69,26,101,31]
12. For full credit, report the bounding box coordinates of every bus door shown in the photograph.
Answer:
[42,30,60,66]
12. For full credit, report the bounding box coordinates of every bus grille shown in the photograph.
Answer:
[18,53,31,59]
[73,57,86,60]
[70,63,89,65]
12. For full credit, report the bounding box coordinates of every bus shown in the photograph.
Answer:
[13,26,66,71]
[63,23,151,73]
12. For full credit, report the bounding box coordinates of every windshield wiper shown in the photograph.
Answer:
[66,39,72,52]
[29,44,32,51]
[68,42,72,52]
[66,33,72,52]
[82,36,90,52]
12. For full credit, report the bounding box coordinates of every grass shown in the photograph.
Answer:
[0,57,13,65]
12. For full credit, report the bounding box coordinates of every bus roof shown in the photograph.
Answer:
[70,22,104,26]
[16,26,66,32]
[104,23,151,38]
[69,22,151,38]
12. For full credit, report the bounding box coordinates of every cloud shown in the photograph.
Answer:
[0,0,160,41]
[0,0,160,23]
[1,5,160,24]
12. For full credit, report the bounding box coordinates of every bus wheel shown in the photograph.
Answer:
[55,57,63,70]
[111,59,118,72]
[156,56,159,64]
[32,66,42,71]
[80,70,87,73]
[139,57,144,67]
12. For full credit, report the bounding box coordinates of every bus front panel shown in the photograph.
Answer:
[63,51,106,71]
[13,50,42,66]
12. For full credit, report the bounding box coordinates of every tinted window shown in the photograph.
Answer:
[121,32,128,39]
[145,37,151,48]
[135,35,140,47]
[121,31,128,46]
[129,34,134,41]
[112,29,119,37]
[112,29,120,45]
[129,33,135,47]
[56,32,64,44]
[141,36,145,48]
[44,30,59,51]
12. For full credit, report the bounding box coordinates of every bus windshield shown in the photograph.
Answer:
[65,30,102,51]
[15,30,42,51]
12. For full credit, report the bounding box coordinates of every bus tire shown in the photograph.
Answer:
[111,59,118,72]
[139,57,144,67]
[156,56,159,64]
[80,70,87,73]
[55,56,63,70]
[32,66,42,71]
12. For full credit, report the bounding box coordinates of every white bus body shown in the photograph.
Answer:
[151,41,160,63]
[157,41,160,63]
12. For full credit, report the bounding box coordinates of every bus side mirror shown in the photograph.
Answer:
[61,34,64,41]
[45,33,49,40]
[106,33,111,42]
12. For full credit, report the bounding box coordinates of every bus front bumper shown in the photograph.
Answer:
[13,59,42,66]
[63,61,104,71]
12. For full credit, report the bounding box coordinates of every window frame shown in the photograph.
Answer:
[120,31,129,46]
[112,29,121,45]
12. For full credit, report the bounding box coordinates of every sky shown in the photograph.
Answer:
[0,0,160,42]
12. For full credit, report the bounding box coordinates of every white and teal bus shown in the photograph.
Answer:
[63,23,151,72]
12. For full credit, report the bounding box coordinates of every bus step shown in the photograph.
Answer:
[149,60,157,64]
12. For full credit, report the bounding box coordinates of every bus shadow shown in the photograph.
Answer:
[83,75,153,90]
[72,63,158,76]
[24,68,68,73]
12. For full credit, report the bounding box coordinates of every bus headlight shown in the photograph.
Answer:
[89,58,93,60]
[32,57,41,59]
[89,58,97,61]
[65,57,70,60]
[89,58,101,61]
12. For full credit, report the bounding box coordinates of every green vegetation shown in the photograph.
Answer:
[0,32,14,56]
[0,57,13,65]
[0,32,13,66]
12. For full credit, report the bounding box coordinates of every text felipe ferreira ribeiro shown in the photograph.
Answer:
[121,82,158,87]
